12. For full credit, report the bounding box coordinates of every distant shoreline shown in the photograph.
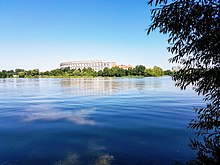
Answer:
[0,66,174,78]
[0,75,172,79]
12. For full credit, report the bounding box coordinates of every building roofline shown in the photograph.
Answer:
[60,60,116,64]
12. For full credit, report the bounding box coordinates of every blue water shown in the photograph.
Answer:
[0,77,204,165]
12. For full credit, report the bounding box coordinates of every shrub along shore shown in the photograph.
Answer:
[0,65,174,78]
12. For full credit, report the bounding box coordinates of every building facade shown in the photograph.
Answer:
[60,60,116,71]
[117,64,133,70]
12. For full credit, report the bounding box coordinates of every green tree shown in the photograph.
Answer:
[73,69,82,76]
[164,70,174,76]
[50,69,64,76]
[111,67,126,77]
[18,71,25,78]
[26,70,32,77]
[15,69,25,75]
[117,68,126,77]
[144,68,155,77]
[31,69,39,77]
[153,66,164,76]
[43,71,50,76]
[127,67,133,76]
[6,70,15,78]
[97,70,103,76]
[62,67,70,72]
[82,67,97,77]
[144,66,164,77]
[148,0,220,163]
[102,67,112,77]
[66,69,76,76]
[133,65,146,76]
[1,70,7,78]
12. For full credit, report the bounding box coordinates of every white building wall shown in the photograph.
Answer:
[60,60,116,71]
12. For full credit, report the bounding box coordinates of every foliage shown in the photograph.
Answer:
[164,70,174,76]
[18,72,25,78]
[145,66,164,77]
[0,65,168,78]
[145,68,155,77]
[111,67,127,77]
[30,69,39,77]
[15,69,25,75]
[133,65,146,76]
[102,67,113,77]
[0,70,14,78]
[82,67,98,77]
[153,66,164,76]
[147,0,220,163]
[127,67,133,76]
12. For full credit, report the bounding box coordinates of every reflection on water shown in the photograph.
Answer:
[60,78,117,96]
[95,154,114,165]
[54,153,80,165]
[23,104,96,125]
[0,77,204,165]
[54,153,114,165]
[60,77,163,96]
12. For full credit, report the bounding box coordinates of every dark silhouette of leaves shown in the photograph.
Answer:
[147,0,220,163]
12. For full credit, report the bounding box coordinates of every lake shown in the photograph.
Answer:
[0,77,204,165]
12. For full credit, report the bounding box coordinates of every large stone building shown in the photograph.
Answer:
[60,60,116,71]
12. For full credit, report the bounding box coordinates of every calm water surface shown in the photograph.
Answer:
[0,77,203,165]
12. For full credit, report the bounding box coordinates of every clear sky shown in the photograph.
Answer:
[0,0,173,71]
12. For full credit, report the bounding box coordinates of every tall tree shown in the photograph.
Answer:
[133,65,146,76]
[147,0,220,163]
[31,69,39,77]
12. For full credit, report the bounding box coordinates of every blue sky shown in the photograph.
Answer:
[0,0,173,71]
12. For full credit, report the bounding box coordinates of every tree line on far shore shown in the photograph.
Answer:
[0,65,174,78]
